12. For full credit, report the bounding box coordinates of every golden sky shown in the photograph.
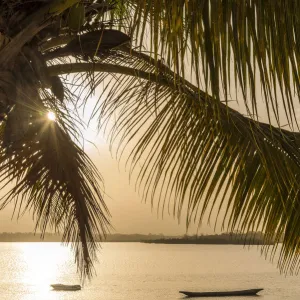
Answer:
[0,112,215,236]
[0,140,215,235]
[1,66,299,236]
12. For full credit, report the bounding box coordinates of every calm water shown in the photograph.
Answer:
[0,242,299,300]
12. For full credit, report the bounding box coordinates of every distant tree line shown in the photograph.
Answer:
[0,232,167,242]
[0,232,277,244]
[143,232,277,245]
[0,232,62,242]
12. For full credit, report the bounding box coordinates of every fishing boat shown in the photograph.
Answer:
[51,284,81,291]
[179,288,263,297]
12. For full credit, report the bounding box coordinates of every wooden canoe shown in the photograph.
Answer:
[51,284,81,291]
[179,288,263,297]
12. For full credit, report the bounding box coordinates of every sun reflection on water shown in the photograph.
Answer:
[17,243,79,299]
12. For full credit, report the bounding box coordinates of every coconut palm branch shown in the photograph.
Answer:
[1,0,300,279]
[47,46,300,274]
[0,63,110,280]
[0,0,114,280]
[116,0,300,129]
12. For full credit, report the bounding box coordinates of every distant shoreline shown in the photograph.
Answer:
[0,232,276,244]
[142,233,276,245]
[142,239,271,245]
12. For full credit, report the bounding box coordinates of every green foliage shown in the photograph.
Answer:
[67,3,85,31]
[48,0,80,14]
[49,45,300,275]
[118,0,300,128]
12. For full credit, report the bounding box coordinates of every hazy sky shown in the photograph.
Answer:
[0,110,215,236]
[0,140,215,235]
[1,63,298,237]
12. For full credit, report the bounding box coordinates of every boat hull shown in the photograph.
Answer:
[51,284,81,291]
[179,288,263,297]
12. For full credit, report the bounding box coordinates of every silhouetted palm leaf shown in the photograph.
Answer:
[0,57,110,280]
[2,0,300,279]
[117,0,300,128]
[48,46,300,274]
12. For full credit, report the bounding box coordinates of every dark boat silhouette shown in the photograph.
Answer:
[179,288,263,297]
[51,284,81,291]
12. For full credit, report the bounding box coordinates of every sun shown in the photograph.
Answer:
[47,111,56,121]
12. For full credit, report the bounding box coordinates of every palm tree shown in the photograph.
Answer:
[1,0,300,280]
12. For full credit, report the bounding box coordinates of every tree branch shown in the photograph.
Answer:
[48,61,300,148]
[118,45,209,99]
[48,62,165,84]
[46,62,259,124]
[41,35,75,52]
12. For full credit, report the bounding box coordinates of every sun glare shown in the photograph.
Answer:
[47,111,56,121]
[19,243,77,298]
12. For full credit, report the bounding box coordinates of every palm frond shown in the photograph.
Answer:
[0,69,110,280]
[47,47,300,275]
[115,0,300,129]
[2,0,300,279]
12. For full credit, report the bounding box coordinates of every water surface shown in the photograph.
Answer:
[0,242,299,299]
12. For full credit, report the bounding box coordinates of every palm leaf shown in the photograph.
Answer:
[48,47,300,275]
[2,0,300,278]
[116,0,300,128]
[0,69,110,280]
